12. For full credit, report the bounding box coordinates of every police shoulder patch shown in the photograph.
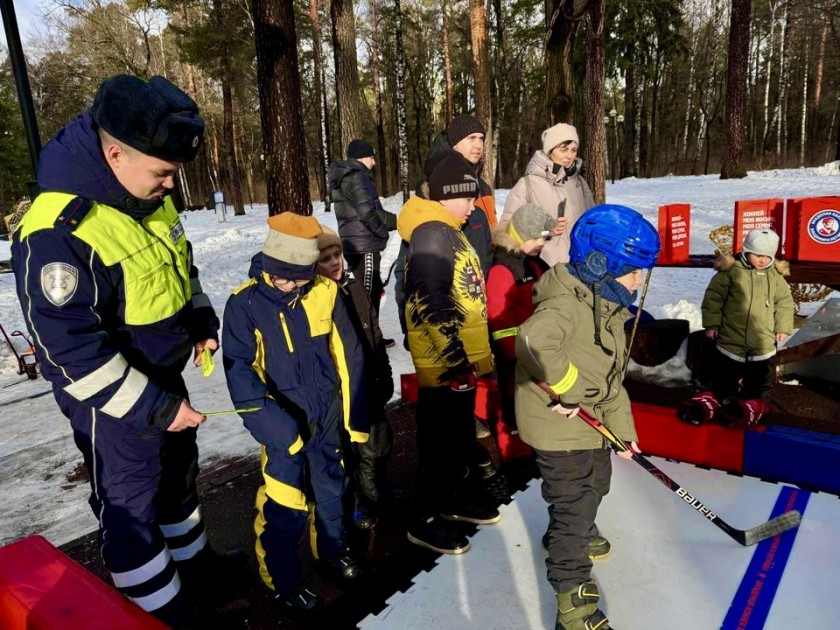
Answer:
[40,263,79,307]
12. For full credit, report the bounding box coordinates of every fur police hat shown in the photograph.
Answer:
[262,212,323,279]
[428,151,479,201]
[92,75,204,163]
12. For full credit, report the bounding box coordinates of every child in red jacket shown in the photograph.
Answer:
[486,203,554,461]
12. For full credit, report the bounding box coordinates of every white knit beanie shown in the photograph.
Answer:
[541,123,579,154]
[742,228,780,258]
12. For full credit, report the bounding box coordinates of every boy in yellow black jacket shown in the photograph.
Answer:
[222,213,368,612]
[399,150,497,556]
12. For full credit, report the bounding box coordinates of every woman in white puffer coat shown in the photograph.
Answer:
[500,123,595,267]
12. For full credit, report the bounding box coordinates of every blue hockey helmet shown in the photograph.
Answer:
[569,204,661,280]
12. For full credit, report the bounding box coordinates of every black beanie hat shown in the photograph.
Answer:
[428,151,479,201]
[92,75,204,163]
[347,139,375,159]
[446,115,485,147]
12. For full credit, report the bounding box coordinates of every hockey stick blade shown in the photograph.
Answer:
[740,509,802,546]
[534,389,806,547]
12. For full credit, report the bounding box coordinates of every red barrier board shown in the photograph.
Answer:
[657,204,691,264]
[783,196,840,262]
[0,536,166,630]
[732,199,783,255]
[631,402,745,473]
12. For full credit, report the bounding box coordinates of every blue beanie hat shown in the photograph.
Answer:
[91,75,204,163]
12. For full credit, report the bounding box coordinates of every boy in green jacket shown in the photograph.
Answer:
[514,205,660,630]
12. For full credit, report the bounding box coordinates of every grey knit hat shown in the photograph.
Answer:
[507,203,555,245]
[742,228,780,258]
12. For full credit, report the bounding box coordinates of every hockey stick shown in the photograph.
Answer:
[534,382,801,545]
[622,267,652,381]
[579,407,800,546]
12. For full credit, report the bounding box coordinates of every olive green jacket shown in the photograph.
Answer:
[514,265,636,451]
[701,253,794,362]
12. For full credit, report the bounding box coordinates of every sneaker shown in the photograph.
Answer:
[440,501,501,525]
[475,417,491,439]
[407,516,471,554]
[383,338,396,348]
[278,584,320,612]
[319,547,362,580]
[587,536,611,559]
[541,533,611,560]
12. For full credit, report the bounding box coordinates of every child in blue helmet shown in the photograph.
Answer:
[514,205,660,630]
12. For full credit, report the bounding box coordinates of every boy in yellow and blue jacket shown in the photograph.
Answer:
[222,212,368,612]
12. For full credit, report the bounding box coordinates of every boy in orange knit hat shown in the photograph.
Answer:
[222,212,369,611]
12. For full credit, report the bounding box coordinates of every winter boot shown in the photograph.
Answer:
[715,398,771,428]
[496,422,534,462]
[677,391,721,425]
[555,580,611,630]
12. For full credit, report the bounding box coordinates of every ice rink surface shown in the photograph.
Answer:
[360,457,838,629]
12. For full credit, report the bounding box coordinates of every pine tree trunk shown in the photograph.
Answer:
[761,2,778,155]
[622,62,637,178]
[774,0,792,161]
[370,0,388,194]
[800,41,808,167]
[544,0,587,126]
[639,77,649,177]
[583,0,605,203]
[681,30,696,165]
[308,0,330,204]
[331,0,366,152]
[252,0,312,215]
[470,0,494,189]
[721,0,751,179]
[394,0,410,202]
[442,0,454,124]
[222,80,245,214]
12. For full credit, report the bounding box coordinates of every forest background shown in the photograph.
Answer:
[1,0,839,218]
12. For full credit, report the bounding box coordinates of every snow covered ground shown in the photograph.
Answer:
[0,166,837,547]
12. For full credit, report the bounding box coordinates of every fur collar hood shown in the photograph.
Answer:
[713,250,790,276]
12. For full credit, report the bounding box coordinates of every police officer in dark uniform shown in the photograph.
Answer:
[11,75,232,627]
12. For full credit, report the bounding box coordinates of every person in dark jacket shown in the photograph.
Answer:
[393,147,493,345]
[330,139,397,322]
[222,213,369,612]
[486,203,553,462]
[316,226,394,529]
[10,75,234,627]
[399,151,499,556]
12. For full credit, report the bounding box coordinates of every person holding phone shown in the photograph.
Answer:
[499,123,594,267]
